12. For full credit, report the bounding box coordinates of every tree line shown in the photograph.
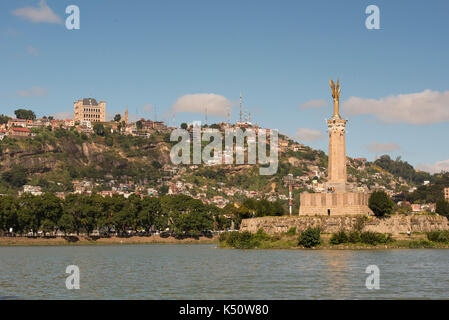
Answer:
[0,193,233,237]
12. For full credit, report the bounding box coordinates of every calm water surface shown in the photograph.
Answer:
[0,244,448,299]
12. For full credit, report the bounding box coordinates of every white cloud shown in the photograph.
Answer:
[17,86,48,97]
[365,142,400,154]
[26,45,39,56]
[170,93,232,117]
[299,99,327,109]
[342,90,449,125]
[294,128,324,142]
[12,0,63,24]
[416,159,449,174]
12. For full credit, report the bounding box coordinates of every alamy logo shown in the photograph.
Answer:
[65,265,80,290]
[365,5,380,30]
[170,126,278,175]
[365,265,380,290]
[65,5,80,30]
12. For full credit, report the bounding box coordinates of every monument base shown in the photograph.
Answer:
[299,192,373,216]
[325,181,349,193]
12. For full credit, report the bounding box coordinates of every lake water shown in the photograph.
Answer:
[0,244,448,299]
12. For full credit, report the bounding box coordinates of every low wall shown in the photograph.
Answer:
[240,214,449,235]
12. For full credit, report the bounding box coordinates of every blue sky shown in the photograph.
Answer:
[1,0,449,172]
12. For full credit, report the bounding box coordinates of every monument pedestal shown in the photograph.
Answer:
[299,192,373,216]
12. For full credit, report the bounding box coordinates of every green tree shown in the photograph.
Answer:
[151,161,162,169]
[0,196,18,233]
[298,227,321,248]
[58,214,76,235]
[39,193,63,233]
[93,123,105,136]
[16,194,45,235]
[2,166,28,188]
[369,190,394,217]
[0,114,11,124]
[14,109,36,120]
[180,122,188,130]
[114,114,122,122]
[158,185,169,195]
[137,197,161,232]
[436,199,449,218]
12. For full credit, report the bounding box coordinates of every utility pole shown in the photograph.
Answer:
[289,183,292,216]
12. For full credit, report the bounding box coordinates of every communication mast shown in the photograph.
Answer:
[239,92,242,123]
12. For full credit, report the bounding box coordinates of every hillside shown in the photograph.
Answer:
[0,124,445,211]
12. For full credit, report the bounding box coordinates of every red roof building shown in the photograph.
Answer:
[9,127,31,137]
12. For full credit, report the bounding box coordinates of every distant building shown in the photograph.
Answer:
[139,118,154,131]
[9,127,31,137]
[147,188,158,197]
[7,119,27,128]
[153,121,167,131]
[74,98,106,123]
[22,185,42,196]
[444,188,449,201]
[80,120,92,129]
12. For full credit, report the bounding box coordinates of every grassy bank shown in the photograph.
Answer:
[0,235,219,246]
[218,229,449,250]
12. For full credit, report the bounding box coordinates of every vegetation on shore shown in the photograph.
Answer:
[0,193,229,237]
[0,235,218,246]
[218,228,449,250]
[0,192,289,239]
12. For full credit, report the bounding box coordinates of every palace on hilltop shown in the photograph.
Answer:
[74,98,106,123]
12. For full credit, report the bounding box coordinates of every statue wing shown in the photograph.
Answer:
[330,79,335,91]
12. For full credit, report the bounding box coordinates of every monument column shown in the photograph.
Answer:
[327,79,347,192]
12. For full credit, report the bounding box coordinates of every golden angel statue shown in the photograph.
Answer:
[329,79,341,117]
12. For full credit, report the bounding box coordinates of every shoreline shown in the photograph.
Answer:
[2,235,449,250]
[0,235,219,247]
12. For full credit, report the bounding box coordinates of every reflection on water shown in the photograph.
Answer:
[0,245,448,299]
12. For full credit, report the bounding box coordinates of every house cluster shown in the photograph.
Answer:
[397,201,437,213]
[122,118,170,137]
[0,117,80,139]
[19,185,43,196]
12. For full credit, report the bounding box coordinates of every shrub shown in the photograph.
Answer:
[360,231,392,245]
[426,230,449,243]
[369,191,394,217]
[348,231,361,243]
[254,229,271,241]
[298,227,321,248]
[330,230,348,245]
[220,231,259,249]
[286,227,297,236]
[218,232,230,243]
[408,240,434,248]
[233,231,259,249]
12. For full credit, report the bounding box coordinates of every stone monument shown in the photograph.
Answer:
[299,80,373,216]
